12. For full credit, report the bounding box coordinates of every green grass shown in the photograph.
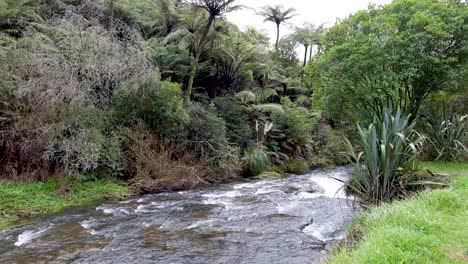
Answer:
[328,161,468,264]
[0,178,131,230]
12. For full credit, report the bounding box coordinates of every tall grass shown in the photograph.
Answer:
[344,107,425,202]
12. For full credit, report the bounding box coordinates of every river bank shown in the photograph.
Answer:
[0,178,132,230]
[327,162,468,263]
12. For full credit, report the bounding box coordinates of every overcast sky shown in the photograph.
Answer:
[225,0,393,58]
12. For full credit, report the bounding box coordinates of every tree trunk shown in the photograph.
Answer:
[303,45,309,67]
[185,54,200,103]
[309,44,313,61]
[185,15,215,103]
[275,23,280,52]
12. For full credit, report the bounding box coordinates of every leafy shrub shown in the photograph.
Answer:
[344,107,426,202]
[117,75,189,139]
[271,97,317,156]
[424,113,467,162]
[183,103,239,174]
[213,95,253,147]
[309,123,349,167]
[42,107,121,176]
[44,126,103,175]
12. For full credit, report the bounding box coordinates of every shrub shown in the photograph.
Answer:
[344,107,426,202]
[213,95,253,148]
[4,13,151,107]
[125,128,219,193]
[271,97,317,156]
[42,107,121,176]
[183,103,239,175]
[117,75,189,139]
[424,112,467,162]
[285,159,309,174]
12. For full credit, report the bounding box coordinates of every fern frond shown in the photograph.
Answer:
[253,104,285,115]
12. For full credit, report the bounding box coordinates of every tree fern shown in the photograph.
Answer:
[253,104,285,115]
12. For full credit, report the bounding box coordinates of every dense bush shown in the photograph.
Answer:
[270,97,317,156]
[312,0,468,123]
[0,0,463,200]
[3,14,151,107]
[183,103,239,175]
[213,95,253,148]
[117,75,189,139]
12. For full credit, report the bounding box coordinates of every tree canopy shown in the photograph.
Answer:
[311,0,468,122]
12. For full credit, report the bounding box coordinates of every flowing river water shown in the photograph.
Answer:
[0,167,357,264]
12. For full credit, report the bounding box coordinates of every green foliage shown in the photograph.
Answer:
[147,37,190,83]
[213,95,253,147]
[184,103,239,173]
[344,107,426,202]
[271,97,316,156]
[242,147,270,176]
[0,32,14,46]
[42,107,123,176]
[313,0,468,123]
[285,159,309,174]
[328,167,468,264]
[0,0,42,36]
[118,76,189,139]
[257,5,296,51]
[424,113,468,162]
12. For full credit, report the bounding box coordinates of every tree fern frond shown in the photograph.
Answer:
[254,104,285,115]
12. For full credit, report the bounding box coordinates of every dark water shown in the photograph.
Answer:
[0,167,357,264]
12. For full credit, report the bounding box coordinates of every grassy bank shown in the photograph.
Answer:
[328,162,468,264]
[0,178,131,230]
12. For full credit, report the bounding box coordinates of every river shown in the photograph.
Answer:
[0,167,357,264]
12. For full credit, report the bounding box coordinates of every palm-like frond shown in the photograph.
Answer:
[257,5,296,25]
[236,90,256,104]
[188,0,244,17]
[253,104,285,115]
[256,88,278,103]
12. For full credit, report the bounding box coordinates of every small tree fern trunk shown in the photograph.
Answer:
[303,45,309,67]
[275,23,280,52]
[185,15,215,103]
[309,44,313,61]
[186,54,200,103]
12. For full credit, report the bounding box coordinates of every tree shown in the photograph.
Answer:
[292,27,312,67]
[312,0,468,123]
[257,5,296,52]
[185,0,243,102]
[303,22,326,61]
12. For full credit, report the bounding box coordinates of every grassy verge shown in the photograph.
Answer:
[0,178,131,230]
[328,161,468,264]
